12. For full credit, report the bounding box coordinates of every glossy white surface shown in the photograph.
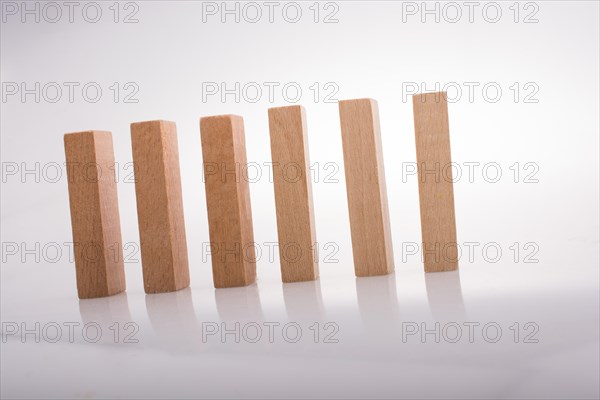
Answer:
[2,240,599,399]
[1,1,599,398]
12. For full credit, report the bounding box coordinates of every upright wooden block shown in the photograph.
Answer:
[268,105,319,283]
[64,131,126,299]
[339,99,394,277]
[412,92,458,272]
[200,115,256,288]
[131,120,190,293]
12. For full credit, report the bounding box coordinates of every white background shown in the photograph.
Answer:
[1,1,599,399]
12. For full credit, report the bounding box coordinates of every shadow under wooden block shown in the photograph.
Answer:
[268,105,319,283]
[64,131,126,299]
[78,292,133,345]
[412,92,458,272]
[339,98,394,277]
[282,280,325,322]
[425,270,466,321]
[356,273,401,339]
[215,283,263,323]
[200,115,256,288]
[131,120,190,293]
[145,288,202,353]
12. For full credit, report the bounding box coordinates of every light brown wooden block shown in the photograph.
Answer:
[131,120,190,293]
[339,99,394,277]
[200,115,256,288]
[268,105,319,283]
[412,92,458,272]
[64,131,126,299]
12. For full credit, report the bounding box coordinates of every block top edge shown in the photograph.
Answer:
[64,130,111,138]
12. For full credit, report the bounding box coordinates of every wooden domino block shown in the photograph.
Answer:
[131,120,190,293]
[268,105,319,283]
[64,131,126,299]
[339,99,394,277]
[200,115,256,288]
[412,92,458,272]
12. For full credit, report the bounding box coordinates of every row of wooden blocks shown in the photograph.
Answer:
[64,92,457,299]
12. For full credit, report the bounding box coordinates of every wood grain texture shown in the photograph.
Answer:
[200,115,257,288]
[268,106,319,283]
[131,120,190,293]
[412,92,458,272]
[339,99,394,277]
[64,131,126,299]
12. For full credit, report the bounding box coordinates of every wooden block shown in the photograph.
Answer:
[64,131,126,299]
[412,92,458,272]
[131,120,190,293]
[268,105,319,283]
[200,115,256,288]
[339,98,394,277]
